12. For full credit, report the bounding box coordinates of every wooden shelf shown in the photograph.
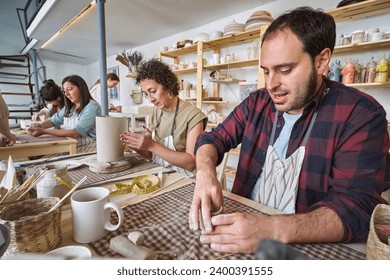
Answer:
[159,26,266,59]
[225,167,237,179]
[327,0,390,22]
[173,67,197,75]
[229,148,241,155]
[209,78,240,84]
[346,82,390,89]
[202,27,265,50]
[333,39,390,55]
[205,59,259,70]
[203,100,240,105]
[159,45,198,58]
[126,73,138,78]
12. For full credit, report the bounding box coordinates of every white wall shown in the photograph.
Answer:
[41,60,88,86]
[81,0,390,117]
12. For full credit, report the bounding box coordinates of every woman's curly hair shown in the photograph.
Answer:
[135,59,180,96]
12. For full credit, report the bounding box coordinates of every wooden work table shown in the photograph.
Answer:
[10,153,367,260]
[0,134,78,160]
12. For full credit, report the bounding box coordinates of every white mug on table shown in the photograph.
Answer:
[71,187,124,243]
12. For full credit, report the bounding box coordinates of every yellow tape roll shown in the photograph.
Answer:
[111,175,160,196]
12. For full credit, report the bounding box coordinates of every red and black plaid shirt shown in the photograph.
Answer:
[195,76,389,243]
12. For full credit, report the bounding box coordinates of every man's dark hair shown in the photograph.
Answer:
[262,6,336,61]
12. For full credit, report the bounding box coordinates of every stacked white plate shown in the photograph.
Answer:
[193,32,209,44]
[223,20,245,36]
[245,10,273,31]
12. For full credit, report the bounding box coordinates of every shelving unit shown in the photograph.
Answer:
[333,39,390,55]
[158,25,268,112]
[330,0,390,89]
[156,1,389,185]
[326,0,390,22]
[345,82,390,89]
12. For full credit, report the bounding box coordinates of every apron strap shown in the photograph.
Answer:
[155,97,180,136]
[269,111,279,146]
[302,87,330,146]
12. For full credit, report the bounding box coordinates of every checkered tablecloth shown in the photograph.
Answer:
[16,134,69,143]
[90,183,366,260]
[67,154,158,188]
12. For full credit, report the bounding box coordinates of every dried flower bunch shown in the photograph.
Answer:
[116,50,145,73]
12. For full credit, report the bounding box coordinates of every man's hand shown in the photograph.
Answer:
[199,212,274,253]
[189,169,224,232]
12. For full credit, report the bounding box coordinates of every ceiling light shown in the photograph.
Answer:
[41,1,95,49]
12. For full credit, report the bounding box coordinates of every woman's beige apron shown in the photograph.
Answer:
[63,114,95,153]
[152,99,194,177]
[257,97,323,214]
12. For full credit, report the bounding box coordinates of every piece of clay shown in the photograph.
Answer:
[110,235,157,260]
[127,231,145,246]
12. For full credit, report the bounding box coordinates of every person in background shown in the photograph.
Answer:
[32,79,65,121]
[120,59,207,176]
[0,91,16,147]
[90,72,122,112]
[189,6,390,253]
[27,75,101,153]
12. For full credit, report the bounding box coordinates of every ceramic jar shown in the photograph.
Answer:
[341,60,355,84]
[329,60,341,82]
[341,34,352,45]
[370,32,384,42]
[374,55,389,83]
[351,30,365,44]
[364,57,377,83]
[365,27,380,42]
[353,60,364,83]
[36,165,72,199]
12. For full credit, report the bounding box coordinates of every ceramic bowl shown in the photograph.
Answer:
[209,30,223,40]
[46,245,92,259]
[369,32,384,42]
[193,33,209,44]
[177,39,193,48]
[251,10,272,18]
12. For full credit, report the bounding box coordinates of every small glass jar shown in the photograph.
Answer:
[364,57,377,83]
[342,35,352,45]
[351,30,365,44]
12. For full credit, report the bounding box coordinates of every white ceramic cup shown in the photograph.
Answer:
[213,53,220,64]
[71,187,124,243]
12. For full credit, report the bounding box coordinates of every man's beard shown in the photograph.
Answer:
[284,65,318,112]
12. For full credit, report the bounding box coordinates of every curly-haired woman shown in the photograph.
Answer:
[120,59,207,176]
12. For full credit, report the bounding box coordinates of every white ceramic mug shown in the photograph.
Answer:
[71,187,124,243]
[213,53,220,64]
